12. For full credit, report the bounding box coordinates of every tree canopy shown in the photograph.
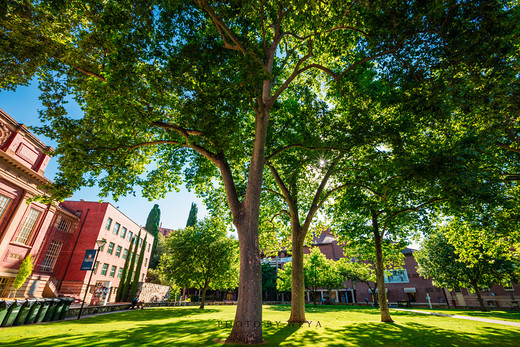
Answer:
[1,0,517,342]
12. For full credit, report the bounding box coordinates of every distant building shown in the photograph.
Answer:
[0,108,80,298]
[55,201,154,303]
[158,227,174,238]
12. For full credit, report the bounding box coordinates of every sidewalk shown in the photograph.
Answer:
[64,308,133,321]
[395,308,520,328]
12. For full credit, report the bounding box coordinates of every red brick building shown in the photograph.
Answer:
[0,108,80,298]
[55,201,154,303]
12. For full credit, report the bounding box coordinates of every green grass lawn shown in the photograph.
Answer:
[403,307,520,323]
[1,305,519,346]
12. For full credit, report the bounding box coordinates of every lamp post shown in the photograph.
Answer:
[78,239,106,320]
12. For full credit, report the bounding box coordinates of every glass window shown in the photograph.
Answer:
[107,242,115,255]
[121,227,127,238]
[40,240,63,272]
[122,249,128,259]
[14,208,41,244]
[101,263,109,276]
[0,277,13,297]
[93,261,99,274]
[139,238,142,247]
[105,218,113,230]
[144,258,148,267]
[147,243,150,252]
[384,269,409,284]
[127,231,133,242]
[0,194,12,220]
[109,265,117,277]
[113,223,120,235]
[117,267,123,278]
[57,218,72,233]
[115,245,122,257]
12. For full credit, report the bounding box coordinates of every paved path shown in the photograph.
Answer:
[395,308,520,328]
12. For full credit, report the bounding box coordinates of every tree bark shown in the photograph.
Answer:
[225,107,269,344]
[373,216,393,323]
[199,285,208,309]
[472,283,487,312]
[289,230,306,323]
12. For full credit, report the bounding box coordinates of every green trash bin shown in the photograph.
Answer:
[0,300,14,326]
[58,297,74,320]
[24,298,44,325]
[34,299,51,323]
[1,299,25,327]
[14,299,37,326]
[43,298,59,322]
[51,298,66,321]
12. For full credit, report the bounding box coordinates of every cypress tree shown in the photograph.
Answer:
[122,231,141,301]
[130,234,147,300]
[145,204,161,269]
[186,202,198,227]
[116,242,133,302]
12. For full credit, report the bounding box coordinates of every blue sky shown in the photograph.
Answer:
[0,82,207,230]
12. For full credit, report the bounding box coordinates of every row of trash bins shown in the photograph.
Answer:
[0,297,74,328]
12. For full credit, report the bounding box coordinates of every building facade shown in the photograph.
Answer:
[55,201,154,304]
[0,108,81,298]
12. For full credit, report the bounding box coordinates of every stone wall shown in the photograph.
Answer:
[138,282,170,303]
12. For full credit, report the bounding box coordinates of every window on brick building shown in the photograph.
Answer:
[147,243,150,252]
[93,261,99,274]
[107,242,115,255]
[106,218,113,230]
[115,245,122,257]
[118,267,123,278]
[384,269,409,284]
[139,238,142,247]
[121,227,127,239]
[40,240,63,272]
[123,249,128,259]
[144,258,148,267]
[13,208,41,244]
[113,223,120,235]
[56,218,72,233]
[0,194,12,221]
[141,273,145,281]
[109,265,117,277]
[127,231,133,242]
[101,263,109,276]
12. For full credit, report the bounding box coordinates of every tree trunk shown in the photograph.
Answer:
[373,219,393,323]
[289,231,306,323]
[199,285,208,309]
[472,284,487,312]
[225,218,263,344]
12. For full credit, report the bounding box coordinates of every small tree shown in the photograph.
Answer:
[116,242,133,302]
[416,221,519,312]
[10,254,33,298]
[160,217,239,309]
[130,234,147,300]
[122,231,141,302]
[145,204,161,269]
[186,203,198,227]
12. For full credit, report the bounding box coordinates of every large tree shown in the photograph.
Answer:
[416,220,520,311]
[1,1,515,342]
[159,217,239,309]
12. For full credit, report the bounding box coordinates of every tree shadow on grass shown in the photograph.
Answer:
[309,322,520,347]
[266,304,382,315]
[70,307,220,324]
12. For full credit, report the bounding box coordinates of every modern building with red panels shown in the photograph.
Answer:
[0,108,80,298]
[55,201,154,303]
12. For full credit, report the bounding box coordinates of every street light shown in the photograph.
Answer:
[77,239,106,320]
